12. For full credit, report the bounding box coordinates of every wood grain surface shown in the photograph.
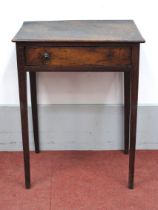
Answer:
[12,20,145,43]
[25,46,131,66]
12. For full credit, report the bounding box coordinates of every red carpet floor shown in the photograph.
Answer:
[0,151,158,210]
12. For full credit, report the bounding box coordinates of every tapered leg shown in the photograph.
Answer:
[16,45,31,189]
[128,45,140,189]
[29,72,40,153]
[18,71,31,189]
[124,72,131,154]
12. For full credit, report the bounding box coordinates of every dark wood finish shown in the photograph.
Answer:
[17,42,140,47]
[29,72,40,153]
[25,46,131,67]
[12,20,145,43]
[13,20,145,189]
[16,45,31,189]
[128,45,140,189]
[24,65,132,72]
[124,72,131,154]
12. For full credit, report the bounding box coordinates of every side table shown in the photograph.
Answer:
[12,20,145,189]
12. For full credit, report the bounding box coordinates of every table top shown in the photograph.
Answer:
[12,20,145,43]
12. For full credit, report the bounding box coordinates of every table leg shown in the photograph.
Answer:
[16,44,31,189]
[29,72,40,153]
[124,72,131,154]
[17,71,31,189]
[128,45,140,189]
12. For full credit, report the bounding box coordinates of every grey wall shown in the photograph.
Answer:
[0,105,158,151]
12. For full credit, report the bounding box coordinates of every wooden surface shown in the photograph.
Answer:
[12,20,145,43]
[25,46,131,66]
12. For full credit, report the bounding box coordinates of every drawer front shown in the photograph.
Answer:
[25,47,131,66]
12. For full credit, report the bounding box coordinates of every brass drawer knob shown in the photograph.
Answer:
[41,52,51,64]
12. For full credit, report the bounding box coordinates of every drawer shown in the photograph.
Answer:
[25,47,131,66]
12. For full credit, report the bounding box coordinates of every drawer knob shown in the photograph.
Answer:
[41,52,51,64]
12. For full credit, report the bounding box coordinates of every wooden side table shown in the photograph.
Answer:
[12,20,145,189]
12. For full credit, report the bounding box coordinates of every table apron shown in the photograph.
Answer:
[24,65,132,72]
